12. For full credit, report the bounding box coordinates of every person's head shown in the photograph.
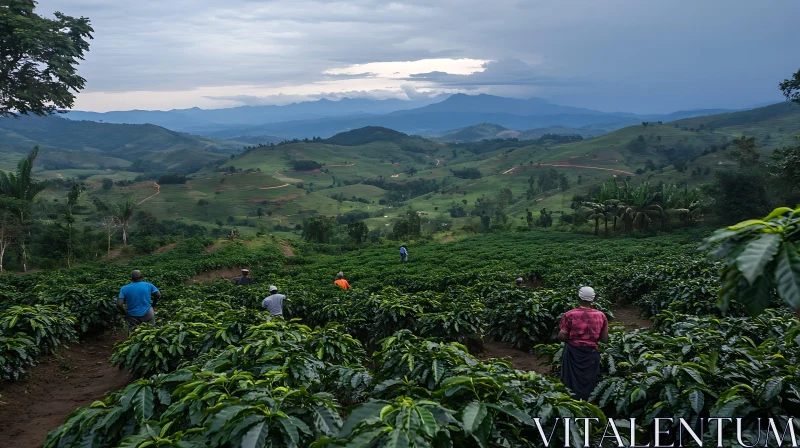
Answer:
[516,277,523,285]
[336,272,344,279]
[578,286,596,306]
[242,269,249,277]
[269,285,278,294]
[131,270,143,282]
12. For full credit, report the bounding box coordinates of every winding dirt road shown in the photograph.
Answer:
[259,183,291,190]
[137,182,161,205]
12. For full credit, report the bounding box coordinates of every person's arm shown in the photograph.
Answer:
[151,284,161,307]
[598,317,609,344]
[116,289,126,314]
[557,313,570,342]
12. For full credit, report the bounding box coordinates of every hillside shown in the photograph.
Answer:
[435,123,615,142]
[0,115,243,175]
[8,102,797,237]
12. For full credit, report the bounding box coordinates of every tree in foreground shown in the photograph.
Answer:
[0,0,93,116]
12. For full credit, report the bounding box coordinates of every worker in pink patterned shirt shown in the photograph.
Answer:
[557,286,609,400]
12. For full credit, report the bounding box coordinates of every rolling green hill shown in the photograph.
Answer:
[435,123,616,142]
[0,115,244,174]
[5,102,798,236]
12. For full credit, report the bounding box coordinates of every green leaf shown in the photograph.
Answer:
[344,428,386,448]
[134,387,155,422]
[764,207,795,221]
[763,377,784,402]
[416,407,437,436]
[209,405,245,433]
[727,219,766,231]
[386,429,410,448]
[485,403,535,426]
[739,274,772,317]
[775,243,800,310]
[241,422,269,448]
[432,359,442,384]
[337,400,389,438]
[689,390,704,414]
[279,416,300,446]
[311,404,340,437]
[461,401,488,435]
[736,233,781,284]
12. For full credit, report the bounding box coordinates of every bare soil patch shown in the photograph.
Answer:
[611,306,652,330]
[203,242,225,253]
[270,193,299,202]
[280,244,295,257]
[154,242,179,254]
[440,236,455,243]
[479,341,549,375]
[187,267,243,284]
[0,333,129,448]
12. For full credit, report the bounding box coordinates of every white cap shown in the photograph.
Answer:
[579,286,596,302]
[269,285,278,292]
[242,269,249,272]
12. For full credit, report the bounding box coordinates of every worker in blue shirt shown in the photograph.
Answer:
[116,270,161,334]
[400,245,408,263]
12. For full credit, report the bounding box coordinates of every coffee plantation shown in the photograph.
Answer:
[1,216,798,446]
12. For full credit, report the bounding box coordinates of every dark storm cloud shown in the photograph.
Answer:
[35,0,800,112]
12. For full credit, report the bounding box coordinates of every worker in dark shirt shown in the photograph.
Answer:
[236,268,253,286]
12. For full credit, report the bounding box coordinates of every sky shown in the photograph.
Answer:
[37,0,800,114]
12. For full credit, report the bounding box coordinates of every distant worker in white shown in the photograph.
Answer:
[261,285,289,316]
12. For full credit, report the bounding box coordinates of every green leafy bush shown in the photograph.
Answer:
[0,304,77,354]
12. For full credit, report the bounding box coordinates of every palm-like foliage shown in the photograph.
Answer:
[0,147,48,202]
[621,182,663,231]
[581,202,607,236]
[0,147,48,271]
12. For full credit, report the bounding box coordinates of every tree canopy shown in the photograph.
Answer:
[779,68,800,104]
[0,0,93,116]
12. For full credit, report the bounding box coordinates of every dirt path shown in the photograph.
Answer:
[187,267,243,284]
[480,341,549,374]
[503,163,635,176]
[424,155,441,166]
[328,163,355,167]
[259,183,290,190]
[137,182,161,205]
[0,333,129,448]
[611,306,652,330]
[280,244,295,257]
[154,241,179,254]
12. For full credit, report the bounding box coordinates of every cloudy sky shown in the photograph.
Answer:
[38,0,799,113]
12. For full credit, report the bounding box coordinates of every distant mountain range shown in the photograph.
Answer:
[66,94,740,141]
